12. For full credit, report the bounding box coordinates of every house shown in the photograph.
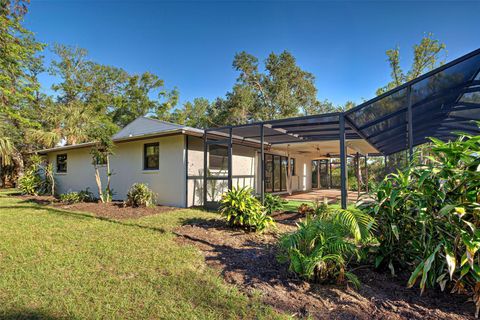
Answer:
[37,116,378,207]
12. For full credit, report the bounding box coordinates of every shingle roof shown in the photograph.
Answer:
[112,117,201,140]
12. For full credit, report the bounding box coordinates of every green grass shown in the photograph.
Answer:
[283,199,354,213]
[0,189,283,319]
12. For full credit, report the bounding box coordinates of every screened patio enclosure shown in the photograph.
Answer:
[203,48,480,209]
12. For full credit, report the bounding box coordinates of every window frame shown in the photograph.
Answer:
[56,154,68,173]
[143,142,160,171]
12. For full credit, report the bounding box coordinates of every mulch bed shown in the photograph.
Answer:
[18,195,177,220]
[175,213,474,320]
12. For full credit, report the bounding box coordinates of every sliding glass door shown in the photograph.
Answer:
[264,154,293,193]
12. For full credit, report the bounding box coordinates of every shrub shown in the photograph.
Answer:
[60,188,94,204]
[18,169,43,195]
[219,187,275,232]
[261,193,287,214]
[363,131,480,315]
[126,183,156,207]
[311,198,330,219]
[18,155,53,195]
[279,208,375,287]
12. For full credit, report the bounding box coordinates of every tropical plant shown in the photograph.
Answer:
[279,208,375,287]
[126,183,156,207]
[17,166,43,195]
[59,188,94,204]
[261,193,287,215]
[363,130,480,316]
[297,203,313,215]
[17,155,53,195]
[219,187,275,232]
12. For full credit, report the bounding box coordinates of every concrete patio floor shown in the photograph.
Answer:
[280,189,367,204]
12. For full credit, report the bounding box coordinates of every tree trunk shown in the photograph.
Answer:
[105,156,111,202]
[94,165,104,203]
[11,150,24,187]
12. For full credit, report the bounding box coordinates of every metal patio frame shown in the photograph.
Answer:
[203,48,480,209]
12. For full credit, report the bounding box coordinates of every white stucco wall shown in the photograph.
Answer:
[47,134,187,207]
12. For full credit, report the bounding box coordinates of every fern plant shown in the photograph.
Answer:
[279,208,375,287]
[220,187,275,232]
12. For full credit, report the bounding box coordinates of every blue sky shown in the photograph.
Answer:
[25,0,480,108]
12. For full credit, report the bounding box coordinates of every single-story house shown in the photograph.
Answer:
[37,116,377,207]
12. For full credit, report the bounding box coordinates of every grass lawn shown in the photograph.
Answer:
[0,190,282,319]
[283,199,347,212]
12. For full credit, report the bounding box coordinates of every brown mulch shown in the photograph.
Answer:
[175,213,474,320]
[18,195,177,220]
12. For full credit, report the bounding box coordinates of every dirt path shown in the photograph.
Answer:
[175,215,474,320]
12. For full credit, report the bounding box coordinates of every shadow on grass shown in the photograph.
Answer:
[0,203,166,235]
[0,309,72,320]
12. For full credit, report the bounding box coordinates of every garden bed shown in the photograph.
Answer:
[18,195,177,220]
[175,215,474,320]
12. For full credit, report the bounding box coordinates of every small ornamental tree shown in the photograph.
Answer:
[90,129,115,203]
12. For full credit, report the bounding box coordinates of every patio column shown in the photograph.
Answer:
[356,152,360,198]
[227,127,233,191]
[365,154,369,193]
[339,115,347,209]
[260,124,265,204]
[203,130,208,206]
[407,85,414,161]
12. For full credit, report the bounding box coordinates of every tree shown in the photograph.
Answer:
[30,44,178,148]
[170,97,211,128]
[89,130,115,203]
[377,33,446,95]
[110,72,179,127]
[0,0,44,182]
[229,50,319,121]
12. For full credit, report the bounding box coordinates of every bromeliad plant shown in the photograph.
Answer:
[363,130,480,315]
[219,187,275,232]
[279,207,376,287]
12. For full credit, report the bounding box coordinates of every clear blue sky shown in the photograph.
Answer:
[25,0,480,108]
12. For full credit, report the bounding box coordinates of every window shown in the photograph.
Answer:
[144,143,159,170]
[208,144,228,174]
[56,154,67,173]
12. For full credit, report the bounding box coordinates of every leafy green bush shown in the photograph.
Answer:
[18,155,54,195]
[261,193,287,214]
[18,168,43,195]
[60,188,94,204]
[126,183,156,207]
[219,187,275,232]
[279,208,375,287]
[363,131,480,314]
